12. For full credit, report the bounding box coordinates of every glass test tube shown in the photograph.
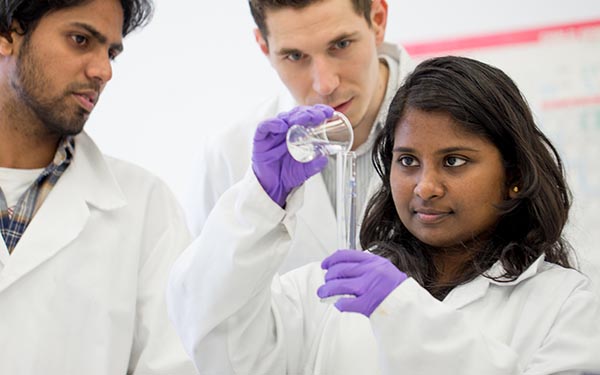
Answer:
[336,151,357,249]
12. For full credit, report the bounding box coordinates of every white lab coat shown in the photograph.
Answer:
[168,171,600,375]
[183,43,413,272]
[0,133,197,374]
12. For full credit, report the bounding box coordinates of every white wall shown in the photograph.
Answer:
[86,1,278,200]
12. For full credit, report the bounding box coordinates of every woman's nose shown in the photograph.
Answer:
[414,169,445,200]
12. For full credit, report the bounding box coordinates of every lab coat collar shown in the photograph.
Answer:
[377,41,405,66]
[67,132,127,210]
[0,132,127,293]
[444,255,547,309]
[485,254,547,285]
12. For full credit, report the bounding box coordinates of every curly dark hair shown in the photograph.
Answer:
[360,55,574,299]
[0,0,153,40]
[248,0,372,40]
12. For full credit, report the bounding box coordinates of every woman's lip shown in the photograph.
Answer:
[414,211,451,224]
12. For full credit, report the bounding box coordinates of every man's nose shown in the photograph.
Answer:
[310,57,339,97]
[86,51,113,86]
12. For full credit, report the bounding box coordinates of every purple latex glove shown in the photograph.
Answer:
[317,249,408,317]
[252,104,334,207]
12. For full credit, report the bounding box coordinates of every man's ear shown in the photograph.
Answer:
[0,21,23,57]
[0,33,13,56]
[254,28,269,56]
[371,0,388,45]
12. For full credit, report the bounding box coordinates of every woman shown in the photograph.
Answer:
[168,56,600,374]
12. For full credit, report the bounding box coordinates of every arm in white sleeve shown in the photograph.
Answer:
[167,170,327,374]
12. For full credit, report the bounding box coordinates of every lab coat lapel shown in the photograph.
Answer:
[0,181,90,293]
[0,133,126,294]
[0,240,9,270]
[297,173,337,252]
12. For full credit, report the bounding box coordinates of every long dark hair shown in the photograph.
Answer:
[360,56,573,299]
[1,0,153,40]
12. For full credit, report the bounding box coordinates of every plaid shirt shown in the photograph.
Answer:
[0,137,75,254]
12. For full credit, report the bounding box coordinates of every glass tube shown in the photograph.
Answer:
[336,151,357,249]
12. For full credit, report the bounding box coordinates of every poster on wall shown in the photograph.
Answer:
[402,19,600,287]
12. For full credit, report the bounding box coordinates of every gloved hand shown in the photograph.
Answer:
[317,249,408,317]
[252,104,333,207]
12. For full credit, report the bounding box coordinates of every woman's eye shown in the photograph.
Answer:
[445,156,467,167]
[398,155,419,167]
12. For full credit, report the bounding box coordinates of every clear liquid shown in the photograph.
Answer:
[288,139,349,162]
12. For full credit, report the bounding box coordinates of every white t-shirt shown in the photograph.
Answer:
[0,167,44,210]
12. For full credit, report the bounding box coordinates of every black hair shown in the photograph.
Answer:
[360,56,573,299]
[0,0,153,40]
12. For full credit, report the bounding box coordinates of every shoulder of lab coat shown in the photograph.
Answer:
[370,256,600,374]
[183,91,296,237]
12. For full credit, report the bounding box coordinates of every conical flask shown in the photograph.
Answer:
[286,111,353,163]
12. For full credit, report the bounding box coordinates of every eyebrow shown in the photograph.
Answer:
[275,31,359,56]
[392,146,481,154]
[70,22,124,54]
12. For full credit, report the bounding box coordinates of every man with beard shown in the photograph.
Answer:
[0,1,196,374]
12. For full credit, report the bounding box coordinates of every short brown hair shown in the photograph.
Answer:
[249,0,372,39]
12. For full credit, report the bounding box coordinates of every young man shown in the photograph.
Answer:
[0,1,196,373]
[185,0,412,271]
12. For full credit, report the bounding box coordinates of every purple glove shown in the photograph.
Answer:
[317,249,407,317]
[252,105,333,207]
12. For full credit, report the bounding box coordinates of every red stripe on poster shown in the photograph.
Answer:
[542,95,600,110]
[404,19,600,56]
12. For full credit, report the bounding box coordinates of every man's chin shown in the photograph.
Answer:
[46,120,87,137]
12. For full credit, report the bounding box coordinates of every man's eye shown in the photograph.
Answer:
[71,34,88,45]
[445,156,467,167]
[335,40,352,49]
[108,49,119,61]
[286,52,303,61]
